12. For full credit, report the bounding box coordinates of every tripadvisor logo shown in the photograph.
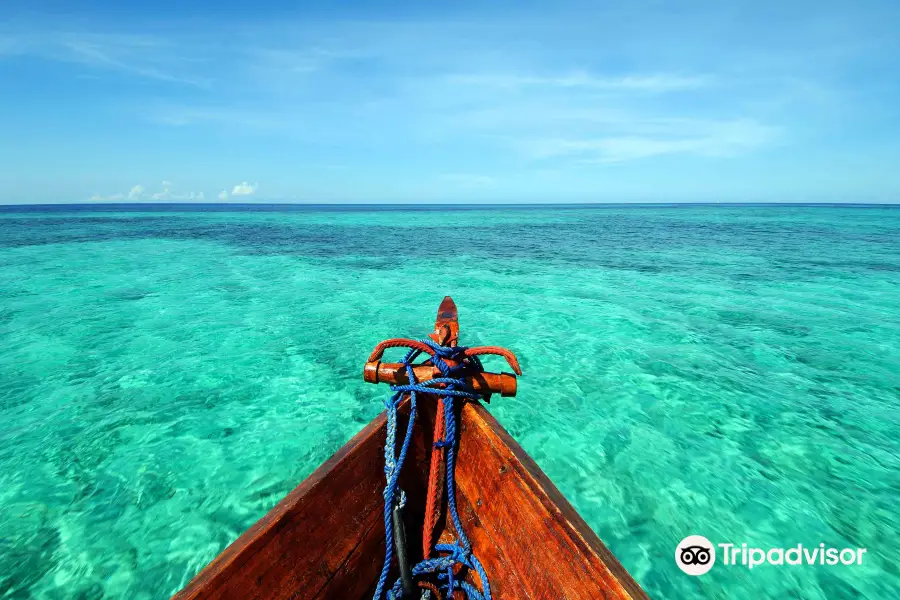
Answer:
[675,536,867,576]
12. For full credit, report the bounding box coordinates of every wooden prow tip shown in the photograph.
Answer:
[433,296,459,347]
[437,296,458,321]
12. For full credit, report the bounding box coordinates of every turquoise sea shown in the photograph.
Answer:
[1,204,898,600]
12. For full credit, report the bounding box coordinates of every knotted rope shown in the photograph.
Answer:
[372,338,494,600]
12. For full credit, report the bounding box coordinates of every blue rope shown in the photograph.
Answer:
[372,340,492,600]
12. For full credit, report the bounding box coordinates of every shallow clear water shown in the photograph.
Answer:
[1,204,898,599]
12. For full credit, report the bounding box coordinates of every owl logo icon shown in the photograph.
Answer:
[675,535,716,575]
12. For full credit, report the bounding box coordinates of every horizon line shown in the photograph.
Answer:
[2,201,899,209]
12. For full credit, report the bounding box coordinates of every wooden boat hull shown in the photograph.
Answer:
[174,299,648,599]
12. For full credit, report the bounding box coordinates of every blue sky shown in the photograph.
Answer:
[1,0,899,203]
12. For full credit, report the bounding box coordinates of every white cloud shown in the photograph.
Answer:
[90,193,125,201]
[152,188,205,200]
[161,180,173,186]
[127,184,145,199]
[231,182,258,196]
[218,189,229,200]
[90,183,206,202]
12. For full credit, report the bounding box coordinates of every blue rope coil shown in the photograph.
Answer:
[372,340,492,600]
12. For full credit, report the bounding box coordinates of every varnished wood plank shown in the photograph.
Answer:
[308,511,384,600]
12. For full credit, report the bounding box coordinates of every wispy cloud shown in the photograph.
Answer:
[0,30,209,86]
[437,173,496,187]
[3,21,770,169]
[517,119,778,163]
[446,72,709,92]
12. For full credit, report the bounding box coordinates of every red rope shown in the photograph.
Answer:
[422,399,446,559]
[368,338,522,375]
[463,345,522,374]
[418,580,444,600]
[368,338,436,361]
